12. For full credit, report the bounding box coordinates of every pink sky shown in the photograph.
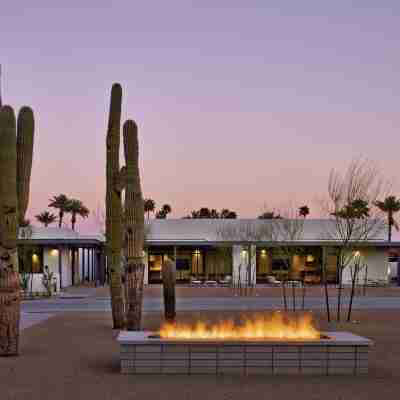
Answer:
[2,1,400,233]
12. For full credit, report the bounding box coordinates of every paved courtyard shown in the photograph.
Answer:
[2,309,400,400]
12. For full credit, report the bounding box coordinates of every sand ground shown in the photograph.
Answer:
[1,308,400,400]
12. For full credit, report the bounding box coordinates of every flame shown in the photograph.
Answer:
[159,312,320,340]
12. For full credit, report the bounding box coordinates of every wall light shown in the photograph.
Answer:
[306,255,315,263]
[51,249,59,256]
[32,254,38,262]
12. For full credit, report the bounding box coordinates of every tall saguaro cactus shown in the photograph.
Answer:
[106,84,125,329]
[123,120,145,330]
[0,105,34,356]
[17,107,34,226]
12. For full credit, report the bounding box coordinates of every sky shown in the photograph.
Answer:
[2,1,400,233]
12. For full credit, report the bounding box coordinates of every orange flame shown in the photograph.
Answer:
[159,312,320,340]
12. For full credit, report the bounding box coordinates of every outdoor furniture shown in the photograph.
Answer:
[219,275,232,286]
[205,280,218,287]
[190,276,203,287]
[266,275,281,285]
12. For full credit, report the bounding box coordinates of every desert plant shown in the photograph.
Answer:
[48,194,70,228]
[123,119,145,331]
[155,204,172,219]
[35,211,57,227]
[41,266,55,297]
[144,198,156,219]
[299,205,310,218]
[374,196,400,242]
[105,83,125,329]
[65,199,89,230]
[19,271,30,293]
[162,258,176,322]
[0,104,35,356]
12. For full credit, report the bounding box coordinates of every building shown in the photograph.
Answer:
[18,219,398,293]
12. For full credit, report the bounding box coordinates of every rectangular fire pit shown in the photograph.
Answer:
[117,331,373,376]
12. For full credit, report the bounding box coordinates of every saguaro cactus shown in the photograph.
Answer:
[162,258,176,322]
[123,120,145,330]
[105,84,125,329]
[17,107,34,225]
[0,105,34,356]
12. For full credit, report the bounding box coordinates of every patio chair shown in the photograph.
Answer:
[219,275,232,286]
[266,275,281,285]
[190,276,203,287]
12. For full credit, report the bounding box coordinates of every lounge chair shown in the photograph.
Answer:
[266,275,281,285]
[219,275,232,287]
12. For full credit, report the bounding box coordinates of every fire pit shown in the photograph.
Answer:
[117,313,372,375]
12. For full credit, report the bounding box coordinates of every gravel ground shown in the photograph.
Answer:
[1,309,400,400]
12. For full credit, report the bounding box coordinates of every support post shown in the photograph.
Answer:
[58,246,62,290]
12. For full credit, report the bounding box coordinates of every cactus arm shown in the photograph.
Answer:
[0,106,18,272]
[105,83,125,329]
[16,106,34,225]
[123,119,145,330]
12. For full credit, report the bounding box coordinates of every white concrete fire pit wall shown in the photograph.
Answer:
[117,331,372,375]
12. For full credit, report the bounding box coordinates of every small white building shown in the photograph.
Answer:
[18,227,104,294]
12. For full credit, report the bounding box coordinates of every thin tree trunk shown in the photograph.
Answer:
[388,218,392,242]
[322,247,331,322]
[292,281,296,312]
[162,259,176,322]
[363,264,368,296]
[337,265,343,322]
[58,211,62,228]
[347,262,359,322]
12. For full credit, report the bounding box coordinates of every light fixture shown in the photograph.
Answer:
[32,254,38,262]
[51,249,58,256]
[306,255,315,263]
[354,251,360,257]
[261,249,267,256]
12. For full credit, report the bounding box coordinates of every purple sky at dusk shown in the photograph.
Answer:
[2,1,400,233]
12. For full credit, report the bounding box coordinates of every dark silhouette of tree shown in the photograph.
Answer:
[48,194,70,228]
[299,205,310,218]
[258,211,282,219]
[185,207,237,219]
[144,198,156,220]
[35,211,57,227]
[155,204,172,219]
[65,199,90,230]
[374,196,400,242]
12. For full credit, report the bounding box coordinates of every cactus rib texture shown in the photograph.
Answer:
[123,119,145,331]
[16,107,34,226]
[0,104,34,356]
[105,83,125,329]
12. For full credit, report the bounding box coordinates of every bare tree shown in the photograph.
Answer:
[324,159,386,321]
[216,220,272,296]
[270,207,305,311]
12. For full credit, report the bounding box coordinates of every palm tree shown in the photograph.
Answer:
[155,204,172,219]
[374,196,400,242]
[48,194,70,228]
[144,198,156,219]
[299,205,310,218]
[220,209,237,219]
[65,199,90,230]
[258,211,282,219]
[35,211,57,227]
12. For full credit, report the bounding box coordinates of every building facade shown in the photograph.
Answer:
[17,219,398,293]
